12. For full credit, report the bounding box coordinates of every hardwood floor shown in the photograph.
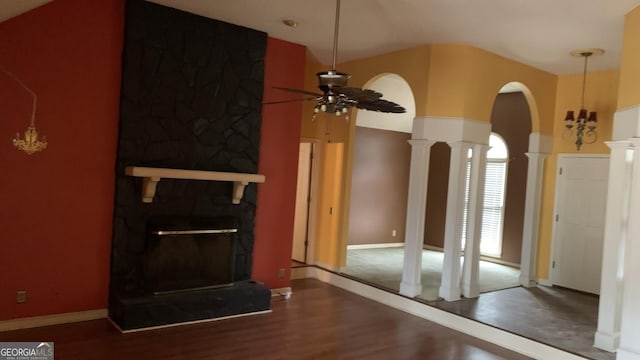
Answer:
[0,279,530,359]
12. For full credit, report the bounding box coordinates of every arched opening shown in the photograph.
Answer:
[488,84,532,267]
[340,73,416,291]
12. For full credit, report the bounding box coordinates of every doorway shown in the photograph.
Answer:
[551,154,609,294]
[292,141,314,263]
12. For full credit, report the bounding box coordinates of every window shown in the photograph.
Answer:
[461,133,508,257]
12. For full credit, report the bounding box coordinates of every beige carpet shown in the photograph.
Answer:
[342,247,520,301]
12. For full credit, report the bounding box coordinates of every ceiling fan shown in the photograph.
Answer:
[267,0,406,121]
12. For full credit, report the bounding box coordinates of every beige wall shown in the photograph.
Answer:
[618,5,640,109]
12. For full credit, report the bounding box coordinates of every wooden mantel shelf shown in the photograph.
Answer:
[125,166,266,204]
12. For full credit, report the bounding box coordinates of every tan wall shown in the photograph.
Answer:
[424,44,557,135]
[337,45,431,116]
[618,5,640,109]
[536,69,619,279]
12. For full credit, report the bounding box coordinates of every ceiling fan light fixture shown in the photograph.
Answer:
[268,0,406,120]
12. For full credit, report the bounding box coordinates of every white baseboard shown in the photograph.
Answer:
[271,287,292,299]
[300,266,585,360]
[423,245,521,269]
[347,242,404,250]
[423,244,443,251]
[0,309,108,332]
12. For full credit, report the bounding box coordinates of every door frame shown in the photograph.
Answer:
[549,153,610,289]
[295,137,321,264]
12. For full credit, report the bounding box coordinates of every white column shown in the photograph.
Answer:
[519,152,549,287]
[462,143,488,298]
[400,139,436,297]
[440,141,473,301]
[595,141,632,352]
[617,140,640,360]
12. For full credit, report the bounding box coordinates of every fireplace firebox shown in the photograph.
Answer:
[144,216,237,294]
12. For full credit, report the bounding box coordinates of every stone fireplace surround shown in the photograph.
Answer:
[109,0,271,330]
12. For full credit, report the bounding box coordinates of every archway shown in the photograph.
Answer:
[340,73,416,292]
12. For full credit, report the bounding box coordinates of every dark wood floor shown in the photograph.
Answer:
[0,279,530,359]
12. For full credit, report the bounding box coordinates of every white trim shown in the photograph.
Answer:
[613,105,640,141]
[411,116,491,144]
[302,266,585,360]
[617,349,640,360]
[300,138,321,265]
[519,152,548,287]
[347,242,404,250]
[111,310,272,333]
[537,278,553,287]
[528,132,553,153]
[0,309,107,332]
[271,287,292,299]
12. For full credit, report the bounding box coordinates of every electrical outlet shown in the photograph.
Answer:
[392,230,397,237]
[16,290,27,304]
[278,268,286,278]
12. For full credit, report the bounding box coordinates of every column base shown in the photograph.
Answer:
[399,281,422,298]
[594,331,620,352]
[439,285,461,301]
[461,283,479,298]
[518,274,537,288]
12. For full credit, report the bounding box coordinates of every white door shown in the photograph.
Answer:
[551,155,609,294]
[292,142,312,263]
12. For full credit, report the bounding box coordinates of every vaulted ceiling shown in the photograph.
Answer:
[3,0,640,74]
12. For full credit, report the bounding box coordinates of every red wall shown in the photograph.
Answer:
[0,0,125,320]
[253,37,305,289]
[0,1,306,319]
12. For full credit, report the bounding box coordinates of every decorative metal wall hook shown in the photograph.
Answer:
[1,65,47,155]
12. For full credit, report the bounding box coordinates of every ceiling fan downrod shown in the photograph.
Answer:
[331,0,341,71]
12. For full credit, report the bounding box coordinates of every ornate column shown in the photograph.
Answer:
[617,140,640,360]
[400,139,436,297]
[594,141,632,352]
[461,143,488,298]
[439,141,473,301]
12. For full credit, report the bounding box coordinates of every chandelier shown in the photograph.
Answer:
[1,65,47,155]
[563,49,603,150]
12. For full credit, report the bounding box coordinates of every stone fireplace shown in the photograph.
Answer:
[108,0,271,331]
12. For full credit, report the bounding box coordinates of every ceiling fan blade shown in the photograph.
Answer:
[273,86,323,97]
[337,87,406,113]
[355,99,406,114]
[337,87,383,100]
[264,97,321,105]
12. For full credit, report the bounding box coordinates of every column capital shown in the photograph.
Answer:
[446,140,477,148]
[525,152,550,159]
[605,140,633,150]
[408,139,436,148]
